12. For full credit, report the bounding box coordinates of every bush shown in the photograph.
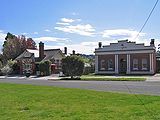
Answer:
[83,63,95,75]
[62,55,84,79]
[39,60,51,76]
[1,65,13,75]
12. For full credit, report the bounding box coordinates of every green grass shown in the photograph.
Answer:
[60,76,146,81]
[80,77,146,81]
[0,83,160,120]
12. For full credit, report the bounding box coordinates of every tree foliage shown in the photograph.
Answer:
[2,32,37,61]
[62,55,84,79]
[39,60,51,76]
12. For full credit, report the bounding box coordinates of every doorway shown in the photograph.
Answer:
[120,58,127,74]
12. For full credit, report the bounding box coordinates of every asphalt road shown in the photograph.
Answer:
[0,78,160,96]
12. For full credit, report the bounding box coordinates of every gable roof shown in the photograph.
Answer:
[27,49,39,57]
[43,49,64,61]
[16,48,64,61]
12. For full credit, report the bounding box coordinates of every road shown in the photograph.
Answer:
[0,78,160,96]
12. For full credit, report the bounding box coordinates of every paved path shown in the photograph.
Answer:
[0,77,160,96]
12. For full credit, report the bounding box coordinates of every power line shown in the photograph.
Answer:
[134,0,159,40]
[123,82,157,119]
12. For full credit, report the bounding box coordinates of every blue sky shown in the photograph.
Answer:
[0,0,160,54]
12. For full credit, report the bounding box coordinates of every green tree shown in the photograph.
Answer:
[39,60,51,76]
[62,55,84,79]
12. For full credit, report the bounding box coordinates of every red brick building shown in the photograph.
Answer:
[95,39,156,75]
[16,42,65,75]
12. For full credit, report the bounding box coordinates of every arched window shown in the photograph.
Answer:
[108,59,113,70]
[100,60,105,70]
[133,59,138,70]
[142,58,147,70]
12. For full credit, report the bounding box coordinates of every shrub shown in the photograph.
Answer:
[39,60,51,76]
[62,55,84,79]
[1,65,13,75]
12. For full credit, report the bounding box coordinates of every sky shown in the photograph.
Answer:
[0,0,160,54]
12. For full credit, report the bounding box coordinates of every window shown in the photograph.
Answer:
[25,64,32,70]
[100,60,105,70]
[133,59,138,70]
[108,59,113,70]
[142,58,147,70]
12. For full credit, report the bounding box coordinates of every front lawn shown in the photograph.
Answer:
[80,77,146,81]
[60,75,146,81]
[0,83,160,120]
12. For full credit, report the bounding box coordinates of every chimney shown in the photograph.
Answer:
[98,42,102,48]
[150,39,155,47]
[64,47,67,55]
[72,50,75,55]
[39,41,44,59]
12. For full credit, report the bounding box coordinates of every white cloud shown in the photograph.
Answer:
[81,41,98,46]
[33,32,38,34]
[44,29,51,32]
[0,30,6,42]
[44,43,95,55]
[33,36,68,42]
[21,32,28,35]
[102,29,145,40]
[42,38,160,55]
[61,18,75,23]
[56,22,70,26]
[55,24,95,36]
[71,12,79,16]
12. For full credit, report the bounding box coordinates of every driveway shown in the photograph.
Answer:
[0,77,160,96]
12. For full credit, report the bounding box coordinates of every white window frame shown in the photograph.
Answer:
[133,59,138,70]
[142,58,147,70]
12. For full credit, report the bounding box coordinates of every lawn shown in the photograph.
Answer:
[60,75,146,81]
[0,83,160,120]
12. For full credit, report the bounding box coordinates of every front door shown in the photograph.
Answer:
[120,58,127,74]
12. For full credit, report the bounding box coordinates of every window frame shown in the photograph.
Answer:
[100,59,105,70]
[133,58,138,70]
[107,59,113,70]
[142,58,147,70]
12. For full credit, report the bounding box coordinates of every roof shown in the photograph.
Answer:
[95,40,156,53]
[16,49,35,60]
[27,49,39,57]
[43,49,64,61]
[16,48,64,61]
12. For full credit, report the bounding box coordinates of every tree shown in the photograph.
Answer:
[39,60,51,76]
[62,55,84,79]
[2,33,37,61]
[26,38,37,49]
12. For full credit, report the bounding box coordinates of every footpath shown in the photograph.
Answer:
[0,74,159,81]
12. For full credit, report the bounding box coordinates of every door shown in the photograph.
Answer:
[120,58,127,74]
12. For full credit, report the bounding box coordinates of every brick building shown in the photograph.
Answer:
[95,39,156,75]
[16,42,65,75]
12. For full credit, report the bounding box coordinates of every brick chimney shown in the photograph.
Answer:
[39,41,44,59]
[72,50,75,55]
[150,39,155,47]
[98,42,102,48]
[64,47,67,55]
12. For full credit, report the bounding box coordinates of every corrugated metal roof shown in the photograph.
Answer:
[27,49,39,58]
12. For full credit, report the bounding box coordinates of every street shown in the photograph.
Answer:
[0,77,160,96]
